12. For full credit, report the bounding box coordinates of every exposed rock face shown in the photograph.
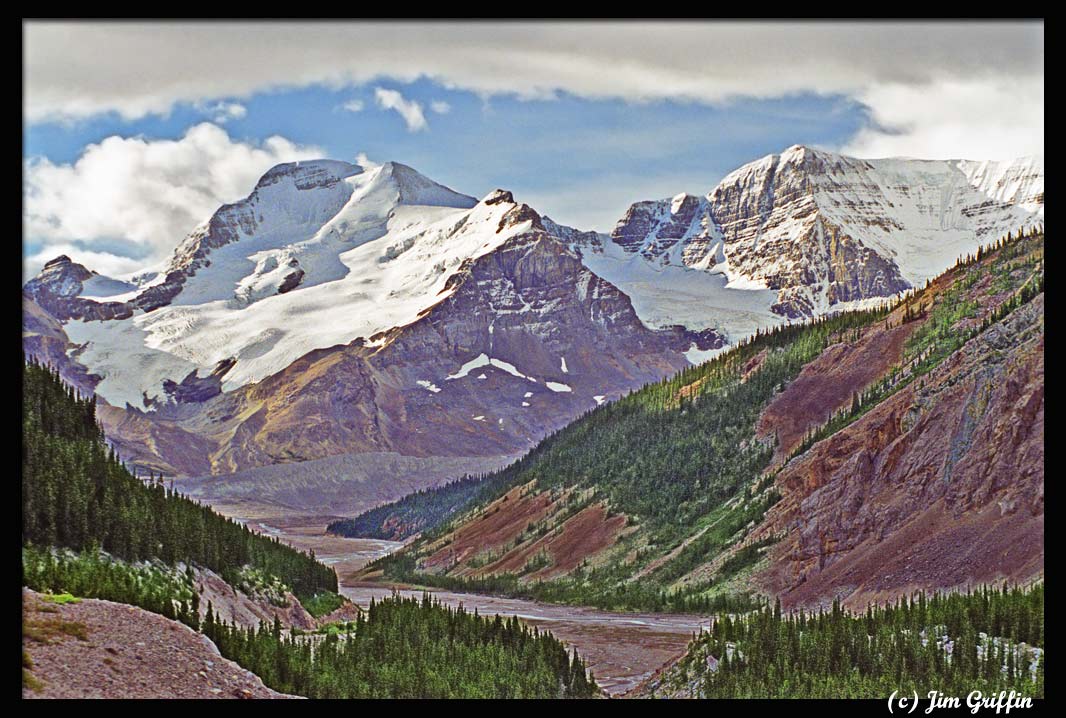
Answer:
[751,295,1044,609]
[26,254,93,296]
[192,567,317,631]
[172,228,716,474]
[22,294,102,396]
[162,358,237,404]
[820,222,905,305]
[611,201,670,254]
[609,146,1043,318]
[611,194,715,262]
[276,263,304,294]
[23,256,134,322]
[541,216,604,253]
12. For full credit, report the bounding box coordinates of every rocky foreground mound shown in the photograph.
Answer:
[22,589,293,699]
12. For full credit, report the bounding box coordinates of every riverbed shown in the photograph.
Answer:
[233,512,709,696]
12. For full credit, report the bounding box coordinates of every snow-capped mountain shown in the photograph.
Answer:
[59,160,541,407]
[22,146,1043,476]
[589,146,1043,333]
[24,160,716,475]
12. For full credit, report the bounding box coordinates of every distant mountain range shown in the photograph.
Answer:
[23,145,1043,480]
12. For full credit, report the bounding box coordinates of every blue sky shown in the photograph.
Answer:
[23,21,1042,278]
[25,79,867,226]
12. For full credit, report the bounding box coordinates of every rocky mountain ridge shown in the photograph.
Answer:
[602,146,1043,319]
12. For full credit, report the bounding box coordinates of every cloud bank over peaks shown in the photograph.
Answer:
[841,77,1044,160]
[24,22,1043,161]
[23,122,322,280]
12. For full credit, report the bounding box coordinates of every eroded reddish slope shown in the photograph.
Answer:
[751,296,1044,609]
[419,483,630,581]
[421,484,558,573]
[756,319,917,462]
[484,504,628,580]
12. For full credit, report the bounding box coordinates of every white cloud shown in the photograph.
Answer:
[430,100,451,114]
[201,101,247,123]
[374,87,427,132]
[23,122,322,279]
[841,77,1044,160]
[341,98,364,113]
[23,21,1043,160]
[354,152,379,170]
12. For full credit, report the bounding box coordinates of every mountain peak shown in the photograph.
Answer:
[254,159,362,191]
[732,144,835,174]
[670,192,703,214]
[778,143,843,166]
[24,252,137,322]
[370,161,477,209]
[31,255,93,286]
[482,189,515,205]
[42,254,76,269]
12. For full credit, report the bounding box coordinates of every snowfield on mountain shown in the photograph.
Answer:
[63,161,537,407]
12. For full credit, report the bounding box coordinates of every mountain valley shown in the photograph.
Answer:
[22,145,1045,700]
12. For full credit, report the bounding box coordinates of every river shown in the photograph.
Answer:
[238,514,710,696]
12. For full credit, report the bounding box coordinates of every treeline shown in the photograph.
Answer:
[907,231,1042,373]
[22,360,337,597]
[23,544,202,627]
[676,583,1044,699]
[201,592,598,698]
[951,224,1043,270]
[327,474,492,540]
